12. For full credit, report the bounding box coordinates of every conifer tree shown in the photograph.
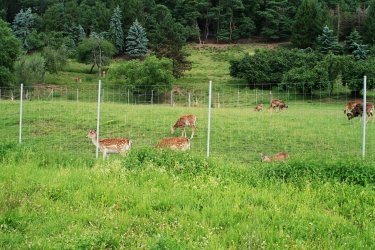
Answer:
[12,8,34,51]
[317,26,341,54]
[363,0,375,44]
[126,19,148,58]
[291,0,325,48]
[352,42,369,60]
[72,24,86,45]
[344,30,363,53]
[109,6,124,53]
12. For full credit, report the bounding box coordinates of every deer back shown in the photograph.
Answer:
[156,137,190,151]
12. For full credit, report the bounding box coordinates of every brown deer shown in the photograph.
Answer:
[171,114,197,139]
[74,77,82,83]
[260,152,289,162]
[268,99,288,112]
[254,103,263,112]
[346,102,374,121]
[343,100,363,114]
[87,130,132,160]
[156,137,191,151]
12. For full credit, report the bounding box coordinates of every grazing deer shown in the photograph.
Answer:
[87,129,132,160]
[344,100,363,114]
[171,114,197,139]
[260,152,289,162]
[268,99,288,112]
[346,102,374,121]
[74,77,82,83]
[254,103,263,112]
[156,137,191,151]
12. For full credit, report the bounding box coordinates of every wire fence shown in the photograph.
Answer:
[0,78,374,163]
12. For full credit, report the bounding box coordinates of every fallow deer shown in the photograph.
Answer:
[87,129,132,160]
[156,137,191,151]
[268,99,288,112]
[171,114,197,139]
[346,102,374,121]
[260,152,289,162]
[344,100,363,114]
[254,103,263,112]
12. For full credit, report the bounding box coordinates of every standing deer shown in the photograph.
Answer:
[268,99,288,112]
[171,114,197,139]
[156,137,191,151]
[87,129,132,160]
[260,152,289,162]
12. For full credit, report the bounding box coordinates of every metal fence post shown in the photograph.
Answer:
[188,92,191,107]
[170,91,173,107]
[96,80,102,159]
[19,84,23,144]
[362,76,367,160]
[207,80,212,158]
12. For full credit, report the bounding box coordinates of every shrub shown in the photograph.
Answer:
[42,46,68,73]
[14,54,46,86]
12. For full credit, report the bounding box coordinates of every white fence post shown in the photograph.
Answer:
[362,76,367,160]
[188,92,191,107]
[19,84,23,144]
[96,80,102,159]
[207,80,212,158]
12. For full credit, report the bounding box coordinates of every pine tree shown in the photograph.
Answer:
[363,0,375,44]
[352,42,369,60]
[12,8,34,51]
[317,26,341,54]
[291,0,326,48]
[344,30,363,53]
[72,24,86,45]
[109,6,124,53]
[126,19,148,58]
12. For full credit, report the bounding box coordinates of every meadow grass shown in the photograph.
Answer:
[1,44,375,248]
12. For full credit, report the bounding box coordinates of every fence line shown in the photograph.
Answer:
[2,77,374,163]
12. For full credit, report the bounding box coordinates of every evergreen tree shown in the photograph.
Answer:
[291,0,326,48]
[352,42,369,60]
[109,6,124,53]
[12,8,34,50]
[363,0,375,44]
[126,19,148,58]
[71,24,86,45]
[317,26,341,54]
[344,30,363,53]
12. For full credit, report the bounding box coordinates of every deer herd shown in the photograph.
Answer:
[87,98,373,162]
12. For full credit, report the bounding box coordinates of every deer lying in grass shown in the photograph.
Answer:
[254,103,263,112]
[260,152,289,162]
[156,137,191,151]
[87,129,132,159]
[171,114,197,139]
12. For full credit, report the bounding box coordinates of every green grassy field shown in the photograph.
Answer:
[1,44,375,248]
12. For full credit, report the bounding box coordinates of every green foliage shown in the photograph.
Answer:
[229,48,321,86]
[12,8,34,51]
[71,24,85,45]
[261,159,375,186]
[111,55,174,92]
[291,0,326,48]
[351,42,369,60]
[126,19,148,58]
[14,54,46,85]
[109,6,124,53]
[76,37,115,74]
[42,46,68,73]
[317,25,341,54]
[344,30,363,53]
[363,0,375,44]
[0,18,20,87]
[282,63,329,94]
[342,57,375,95]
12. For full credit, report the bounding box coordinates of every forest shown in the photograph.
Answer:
[1,0,375,92]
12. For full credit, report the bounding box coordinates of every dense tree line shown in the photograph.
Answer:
[1,0,374,44]
[1,0,375,90]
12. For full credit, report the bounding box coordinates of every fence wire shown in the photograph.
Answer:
[0,79,374,163]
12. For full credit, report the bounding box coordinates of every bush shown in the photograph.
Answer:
[111,55,174,93]
[14,54,46,85]
[42,46,68,73]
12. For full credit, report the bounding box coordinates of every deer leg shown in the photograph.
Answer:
[103,149,107,160]
[191,126,195,139]
[182,128,186,137]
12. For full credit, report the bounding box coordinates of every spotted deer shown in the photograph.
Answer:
[156,137,191,151]
[346,102,374,121]
[171,114,197,139]
[260,152,289,162]
[344,100,363,114]
[268,99,288,112]
[254,103,264,112]
[87,129,132,160]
